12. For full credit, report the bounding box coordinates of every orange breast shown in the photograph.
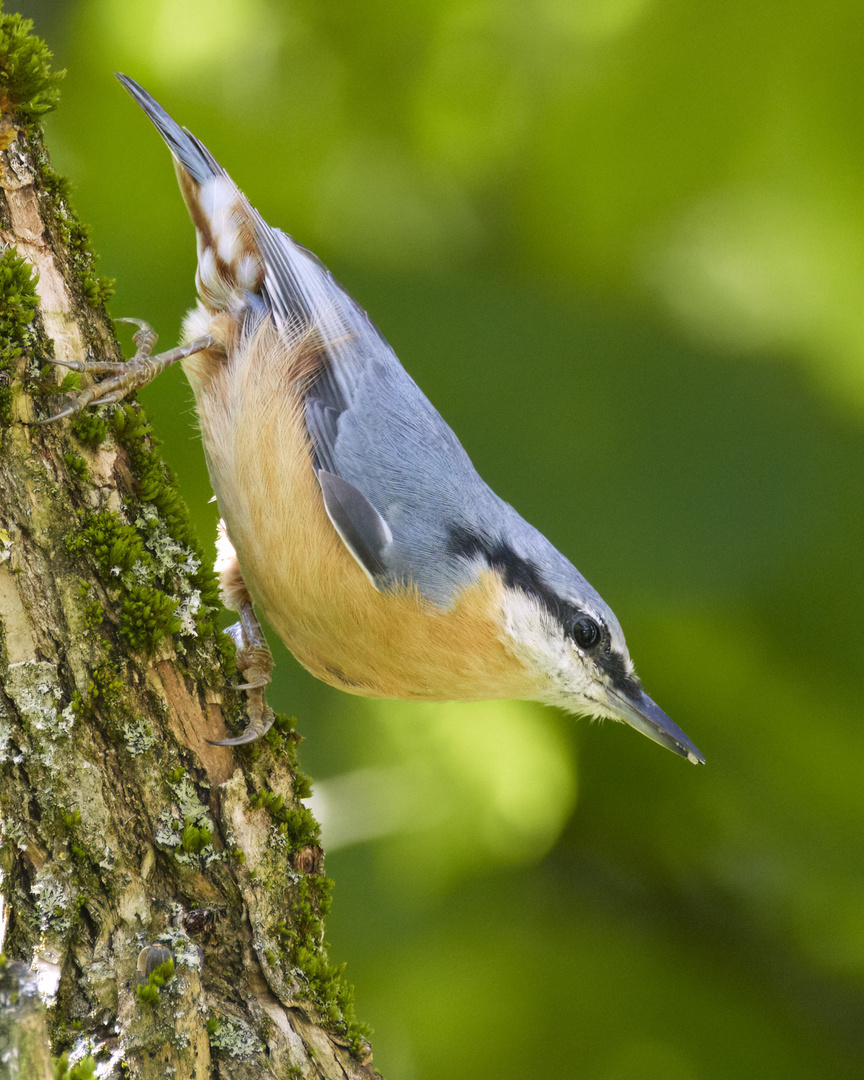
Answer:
[182,319,534,703]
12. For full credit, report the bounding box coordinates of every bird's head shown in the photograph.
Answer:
[478,535,705,764]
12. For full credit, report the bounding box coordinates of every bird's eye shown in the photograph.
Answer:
[570,615,601,650]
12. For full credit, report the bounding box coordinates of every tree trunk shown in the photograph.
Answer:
[0,14,378,1079]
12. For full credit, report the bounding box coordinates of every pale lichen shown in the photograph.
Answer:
[31,869,72,934]
[208,1015,265,1059]
[154,810,182,850]
[122,716,157,756]
[4,660,61,735]
[0,714,11,764]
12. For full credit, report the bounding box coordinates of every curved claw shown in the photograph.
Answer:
[215,597,275,746]
[45,357,87,371]
[206,708,275,746]
[33,403,80,425]
[228,677,271,691]
[114,317,157,354]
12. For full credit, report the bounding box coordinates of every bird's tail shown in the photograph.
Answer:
[116,73,265,311]
[116,73,223,184]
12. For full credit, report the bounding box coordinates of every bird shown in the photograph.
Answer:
[42,74,704,764]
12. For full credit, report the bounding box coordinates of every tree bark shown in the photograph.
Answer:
[0,23,378,1080]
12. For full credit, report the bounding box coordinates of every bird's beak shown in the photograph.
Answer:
[607,687,705,764]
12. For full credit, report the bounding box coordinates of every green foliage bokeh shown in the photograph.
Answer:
[21,1,864,1076]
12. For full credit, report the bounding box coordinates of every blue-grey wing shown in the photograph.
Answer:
[252,219,508,605]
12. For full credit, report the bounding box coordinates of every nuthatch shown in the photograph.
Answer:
[44,75,704,764]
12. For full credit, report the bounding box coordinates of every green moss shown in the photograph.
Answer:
[67,510,182,654]
[61,418,236,689]
[67,509,147,575]
[52,1052,97,1080]
[94,660,123,694]
[57,370,81,393]
[135,956,174,1007]
[0,248,38,337]
[293,769,312,800]
[250,787,321,848]
[72,660,126,725]
[111,406,209,578]
[0,10,111,348]
[110,403,223,635]
[0,5,65,121]
[288,807,319,848]
[35,161,114,311]
[112,405,187,532]
[245,774,371,1049]
[62,451,88,481]
[69,411,108,449]
[249,786,324,851]
[0,247,38,426]
[119,582,182,653]
[180,821,213,854]
[81,599,104,632]
[135,981,158,1006]
[250,788,284,815]
[215,622,238,670]
[262,712,303,760]
[277,874,371,1054]
[80,270,114,308]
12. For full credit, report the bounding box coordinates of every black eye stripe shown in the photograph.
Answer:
[447,528,567,621]
[444,528,638,696]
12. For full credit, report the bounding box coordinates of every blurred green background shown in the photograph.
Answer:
[18,0,864,1075]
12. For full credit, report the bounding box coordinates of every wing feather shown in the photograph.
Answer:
[248,221,503,604]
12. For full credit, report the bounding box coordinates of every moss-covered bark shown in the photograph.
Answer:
[0,9,377,1078]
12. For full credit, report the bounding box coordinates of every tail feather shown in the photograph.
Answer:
[116,73,223,185]
[116,74,358,336]
[117,73,265,312]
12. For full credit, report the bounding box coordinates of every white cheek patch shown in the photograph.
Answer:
[498,589,621,713]
[500,591,585,693]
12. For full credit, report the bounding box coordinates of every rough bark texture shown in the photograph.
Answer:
[0,25,378,1080]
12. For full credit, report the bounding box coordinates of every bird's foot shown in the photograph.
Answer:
[36,318,214,423]
[229,645,274,691]
[209,602,276,745]
[210,684,275,747]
